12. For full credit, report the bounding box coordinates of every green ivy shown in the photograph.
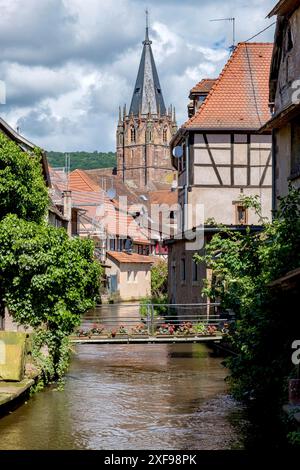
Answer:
[195,186,300,417]
[0,133,49,223]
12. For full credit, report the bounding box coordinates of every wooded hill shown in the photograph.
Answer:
[47,151,116,171]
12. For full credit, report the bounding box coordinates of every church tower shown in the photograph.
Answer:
[116,12,177,188]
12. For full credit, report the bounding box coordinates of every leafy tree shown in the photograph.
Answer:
[47,150,116,171]
[0,214,103,380]
[0,133,49,223]
[195,186,300,413]
[0,135,102,383]
[151,259,168,298]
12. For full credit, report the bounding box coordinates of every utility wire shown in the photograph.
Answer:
[244,21,276,43]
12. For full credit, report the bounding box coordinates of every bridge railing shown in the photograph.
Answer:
[78,302,234,337]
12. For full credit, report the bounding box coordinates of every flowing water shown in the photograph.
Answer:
[0,305,246,450]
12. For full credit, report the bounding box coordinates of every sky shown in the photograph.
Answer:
[0,0,276,152]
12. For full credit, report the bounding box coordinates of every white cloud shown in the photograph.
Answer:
[0,0,276,151]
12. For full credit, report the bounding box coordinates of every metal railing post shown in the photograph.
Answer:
[146,304,151,335]
[151,304,155,336]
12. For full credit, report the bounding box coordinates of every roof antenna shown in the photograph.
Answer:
[210,17,236,52]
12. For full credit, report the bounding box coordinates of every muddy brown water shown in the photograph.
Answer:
[0,305,246,450]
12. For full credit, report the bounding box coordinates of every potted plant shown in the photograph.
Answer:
[130,323,148,338]
[175,322,195,337]
[194,322,207,337]
[110,329,117,338]
[115,325,129,338]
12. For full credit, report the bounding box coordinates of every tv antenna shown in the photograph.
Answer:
[210,17,236,52]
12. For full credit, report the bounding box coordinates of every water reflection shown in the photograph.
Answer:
[0,342,244,450]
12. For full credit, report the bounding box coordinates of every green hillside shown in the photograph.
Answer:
[46,151,116,171]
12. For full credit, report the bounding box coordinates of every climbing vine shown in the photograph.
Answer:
[195,186,300,422]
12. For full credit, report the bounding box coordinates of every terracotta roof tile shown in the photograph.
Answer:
[190,78,217,94]
[69,169,100,192]
[149,190,178,206]
[107,251,154,264]
[183,43,273,131]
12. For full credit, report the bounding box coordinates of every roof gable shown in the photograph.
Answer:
[183,43,273,131]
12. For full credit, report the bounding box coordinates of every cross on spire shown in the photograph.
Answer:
[144,8,151,44]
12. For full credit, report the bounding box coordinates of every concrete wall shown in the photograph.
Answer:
[274,125,292,204]
[106,257,151,301]
[188,186,272,227]
[167,239,207,304]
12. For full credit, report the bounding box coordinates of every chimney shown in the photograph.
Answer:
[62,190,72,237]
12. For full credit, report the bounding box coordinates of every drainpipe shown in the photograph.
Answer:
[62,190,72,237]
[184,133,190,234]
[272,130,277,219]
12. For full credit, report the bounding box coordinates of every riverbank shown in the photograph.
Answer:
[0,372,40,416]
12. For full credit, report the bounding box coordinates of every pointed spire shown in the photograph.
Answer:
[144,9,152,45]
[173,106,176,123]
[129,11,166,117]
[118,106,122,124]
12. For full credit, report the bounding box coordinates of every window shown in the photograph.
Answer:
[133,271,137,282]
[236,205,248,225]
[192,260,198,282]
[180,258,186,282]
[163,127,168,143]
[127,270,133,282]
[130,127,136,143]
[110,238,115,250]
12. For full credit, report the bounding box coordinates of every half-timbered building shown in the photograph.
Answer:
[166,42,274,304]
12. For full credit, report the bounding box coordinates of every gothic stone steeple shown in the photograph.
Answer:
[116,11,177,188]
[129,11,166,117]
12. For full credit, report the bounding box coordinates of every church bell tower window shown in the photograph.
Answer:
[131,127,136,143]
[163,127,168,143]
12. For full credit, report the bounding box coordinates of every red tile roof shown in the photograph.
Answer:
[190,78,217,95]
[107,251,154,264]
[69,169,100,192]
[183,43,273,131]
[49,167,150,242]
[149,189,178,206]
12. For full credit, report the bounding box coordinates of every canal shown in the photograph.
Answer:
[0,306,246,450]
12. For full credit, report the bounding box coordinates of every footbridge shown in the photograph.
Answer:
[70,303,234,345]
